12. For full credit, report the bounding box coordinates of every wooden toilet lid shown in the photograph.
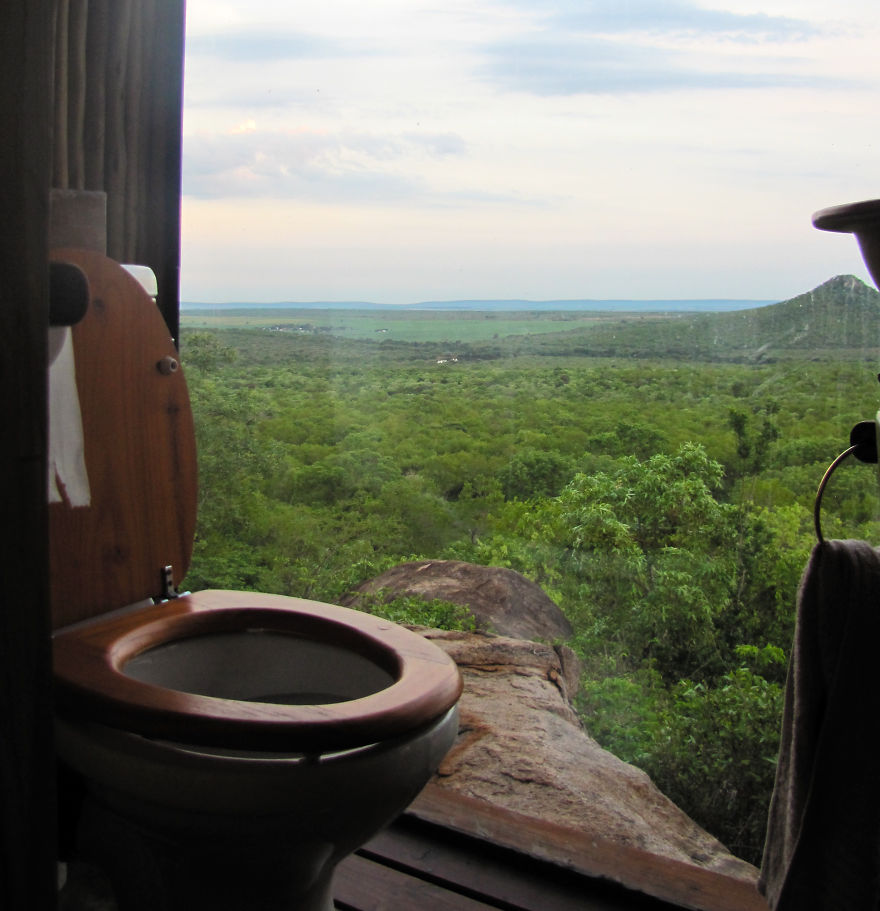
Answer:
[49,249,198,630]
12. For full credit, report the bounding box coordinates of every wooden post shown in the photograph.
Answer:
[143,0,186,344]
[0,3,56,909]
[104,0,133,264]
[53,0,70,188]
[84,0,109,191]
[67,0,90,190]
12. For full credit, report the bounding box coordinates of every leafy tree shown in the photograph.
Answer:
[557,443,739,681]
[588,420,669,460]
[351,590,477,631]
[643,649,784,864]
[727,405,780,481]
[182,331,238,373]
[498,448,573,500]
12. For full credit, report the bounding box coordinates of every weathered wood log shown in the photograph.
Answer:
[104,0,133,263]
[84,0,109,189]
[67,0,89,189]
[53,0,70,187]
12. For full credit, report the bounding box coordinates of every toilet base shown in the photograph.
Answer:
[56,707,460,910]
[73,795,338,911]
[55,697,459,911]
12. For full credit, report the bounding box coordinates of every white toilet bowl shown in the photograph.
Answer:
[49,249,462,911]
[56,704,458,911]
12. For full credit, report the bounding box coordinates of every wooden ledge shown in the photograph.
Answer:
[407,784,769,911]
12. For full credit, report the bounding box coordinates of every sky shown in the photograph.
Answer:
[180,0,880,304]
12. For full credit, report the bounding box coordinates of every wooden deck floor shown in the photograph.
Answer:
[334,785,770,911]
[336,813,673,910]
[58,784,769,911]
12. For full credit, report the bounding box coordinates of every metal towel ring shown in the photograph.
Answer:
[814,421,878,544]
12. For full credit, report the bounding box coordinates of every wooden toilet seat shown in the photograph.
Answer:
[53,589,462,753]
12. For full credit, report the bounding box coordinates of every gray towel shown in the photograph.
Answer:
[759,539,880,909]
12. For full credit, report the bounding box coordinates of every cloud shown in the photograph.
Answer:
[185,29,361,62]
[581,1,812,40]
[507,0,817,40]
[182,126,467,201]
[482,34,825,95]
[472,0,833,96]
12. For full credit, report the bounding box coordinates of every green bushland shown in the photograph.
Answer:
[349,590,477,631]
[180,306,880,865]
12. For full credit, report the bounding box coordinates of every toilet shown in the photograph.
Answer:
[49,248,462,911]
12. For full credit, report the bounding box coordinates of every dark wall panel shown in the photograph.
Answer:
[0,3,57,909]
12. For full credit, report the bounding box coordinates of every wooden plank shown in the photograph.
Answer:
[361,822,667,910]
[408,786,770,911]
[335,852,495,911]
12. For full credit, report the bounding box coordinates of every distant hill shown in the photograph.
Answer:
[400,298,774,313]
[693,275,880,354]
[539,275,880,361]
[182,297,773,314]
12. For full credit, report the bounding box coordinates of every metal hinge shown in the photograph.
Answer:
[157,564,180,602]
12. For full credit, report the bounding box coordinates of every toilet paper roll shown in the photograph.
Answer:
[48,326,91,507]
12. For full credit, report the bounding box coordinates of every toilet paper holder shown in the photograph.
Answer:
[50,261,89,327]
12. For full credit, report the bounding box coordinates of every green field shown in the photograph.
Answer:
[181,276,880,359]
[181,307,663,344]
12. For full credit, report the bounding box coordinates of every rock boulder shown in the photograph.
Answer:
[343,560,573,642]
[419,628,756,880]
